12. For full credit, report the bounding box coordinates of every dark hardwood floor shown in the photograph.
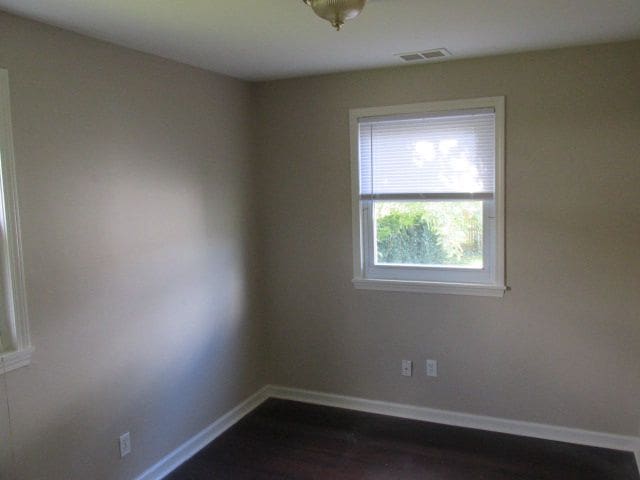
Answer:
[167,398,640,480]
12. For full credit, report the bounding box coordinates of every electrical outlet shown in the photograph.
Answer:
[426,359,438,377]
[401,359,413,377]
[119,432,131,458]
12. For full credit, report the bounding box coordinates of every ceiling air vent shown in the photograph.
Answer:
[399,53,424,62]
[396,48,452,62]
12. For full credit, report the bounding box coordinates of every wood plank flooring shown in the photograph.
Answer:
[167,398,640,480]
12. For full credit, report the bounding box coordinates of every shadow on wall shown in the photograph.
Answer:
[1,152,262,479]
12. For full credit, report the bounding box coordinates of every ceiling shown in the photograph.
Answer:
[1,0,639,81]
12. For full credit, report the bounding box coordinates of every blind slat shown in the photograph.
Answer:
[360,192,493,201]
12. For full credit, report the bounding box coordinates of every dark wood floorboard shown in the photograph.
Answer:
[167,398,640,480]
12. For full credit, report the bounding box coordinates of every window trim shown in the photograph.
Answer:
[0,68,32,374]
[350,97,506,297]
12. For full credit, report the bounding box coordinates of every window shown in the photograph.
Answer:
[350,97,505,297]
[0,68,32,374]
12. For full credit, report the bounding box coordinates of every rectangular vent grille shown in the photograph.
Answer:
[422,50,446,59]
[399,53,423,62]
[396,48,452,62]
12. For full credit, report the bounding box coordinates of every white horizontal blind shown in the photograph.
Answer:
[359,109,496,200]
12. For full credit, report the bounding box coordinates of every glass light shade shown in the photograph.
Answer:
[304,0,368,30]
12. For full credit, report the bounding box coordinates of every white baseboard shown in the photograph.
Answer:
[134,386,270,480]
[265,385,640,455]
[133,384,640,479]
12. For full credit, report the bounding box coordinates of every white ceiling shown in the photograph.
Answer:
[1,0,639,81]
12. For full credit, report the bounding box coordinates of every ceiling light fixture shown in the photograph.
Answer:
[303,0,368,31]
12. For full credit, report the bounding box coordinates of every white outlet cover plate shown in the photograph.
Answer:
[426,359,438,377]
[119,432,131,458]
[401,360,413,377]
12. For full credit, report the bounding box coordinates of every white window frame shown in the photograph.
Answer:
[350,97,506,297]
[0,68,32,374]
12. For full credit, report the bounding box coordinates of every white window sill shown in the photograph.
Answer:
[353,278,507,297]
[0,346,34,375]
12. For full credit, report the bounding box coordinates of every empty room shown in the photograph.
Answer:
[0,1,639,479]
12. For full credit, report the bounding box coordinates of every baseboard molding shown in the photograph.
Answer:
[266,385,640,455]
[134,386,271,480]
[133,383,640,479]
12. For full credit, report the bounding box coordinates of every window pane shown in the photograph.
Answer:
[373,201,483,268]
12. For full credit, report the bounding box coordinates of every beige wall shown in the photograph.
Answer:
[0,11,265,480]
[254,41,640,436]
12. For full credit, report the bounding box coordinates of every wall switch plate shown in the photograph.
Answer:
[401,359,413,377]
[119,432,131,458]
[426,359,438,377]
